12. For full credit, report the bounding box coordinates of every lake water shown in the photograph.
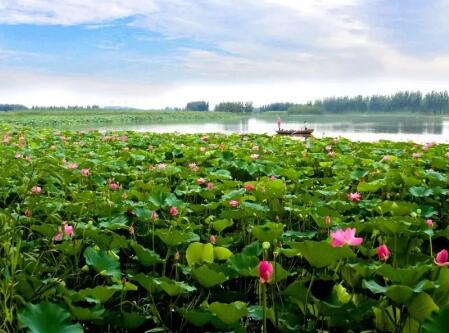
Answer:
[86,114,449,143]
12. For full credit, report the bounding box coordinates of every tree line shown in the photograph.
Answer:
[0,104,28,111]
[259,91,449,114]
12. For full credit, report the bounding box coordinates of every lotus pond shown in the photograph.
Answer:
[1,126,449,332]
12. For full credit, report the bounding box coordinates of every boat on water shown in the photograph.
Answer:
[275,128,314,136]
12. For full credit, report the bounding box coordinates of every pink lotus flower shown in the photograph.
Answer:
[31,186,42,194]
[412,153,420,159]
[270,175,276,180]
[109,182,119,191]
[64,224,75,237]
[2,134,10,144]
[446,152,449,158]
[53,232,63,241]
[196,178,206,185]
[251,154,259,160]
[376,244,390,261]
[325,215,331,225]
[244,184,255,191]
[383,155,390,161]
[258,260,273,284]
[157,163,167,170]
[68,163,78,169]
[209,235,217,244]
[169,206,178,216]
[53,223,75,241]
[330,228,363,247]
[426,219,434,228]
[151,211,158,220]
[81,169,90,177]
[229,200,239,208]
[207,182,214,189]
[189,162,199,171]
[24,208,32,217]
[435,249,449,266]
[347,192,362,202]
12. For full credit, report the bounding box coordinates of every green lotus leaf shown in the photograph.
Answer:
[186,242,214,266]
[209,301,248,325]
[192,265,228,288]
[83,247,121,280]
[18,302,83,333]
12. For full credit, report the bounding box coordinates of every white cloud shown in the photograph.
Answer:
[0,0,157,25]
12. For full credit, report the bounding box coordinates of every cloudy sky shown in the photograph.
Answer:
[1,0,449,108]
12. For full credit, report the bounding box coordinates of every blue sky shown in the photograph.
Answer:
[1,0,449,108]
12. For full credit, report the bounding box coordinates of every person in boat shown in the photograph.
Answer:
[276,116,282,130]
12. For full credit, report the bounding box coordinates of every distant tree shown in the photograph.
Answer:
[259,103,293,112]
[214,102,253,113]
[287,105,323,115]
[186,101,209,112]
[0,104,28,111]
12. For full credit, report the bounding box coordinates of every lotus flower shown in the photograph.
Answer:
[207,182,214,189]
[328,151,336,157]
[64,224,75,237]
[197,178,206,185]
[347,192,362,202]
[244,184,254,191]
[53,232,63,241]
[383,155,390,161]
[24,208,32,217]
[270,176,276,180]
[68,162,78,169]
[109,182,119,191]
[151,211,158,220]
[157,163,167,170]
[376,244,390,261]
[426,219,434,228]
[446,152,449,158]
[209,235,217,244]
[251,154,259,160]
[330,228,363,247]
[169,206,178,216]
[53,223,75,241]
[31,186,42,194]
[435,250,449,266]
[81,168,90,177]
[412,153,420,159]
[229,200,239,208]
[189,162,199,171]
[258,260,273,284]
[200,146,206,152]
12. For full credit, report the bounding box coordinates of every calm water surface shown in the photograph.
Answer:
[83,114,449,143]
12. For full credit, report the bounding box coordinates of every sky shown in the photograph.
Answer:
[1,0,449,108]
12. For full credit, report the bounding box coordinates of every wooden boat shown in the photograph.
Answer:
[276,128,314,136]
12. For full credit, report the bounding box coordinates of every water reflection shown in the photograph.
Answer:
[77,115,449,143]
